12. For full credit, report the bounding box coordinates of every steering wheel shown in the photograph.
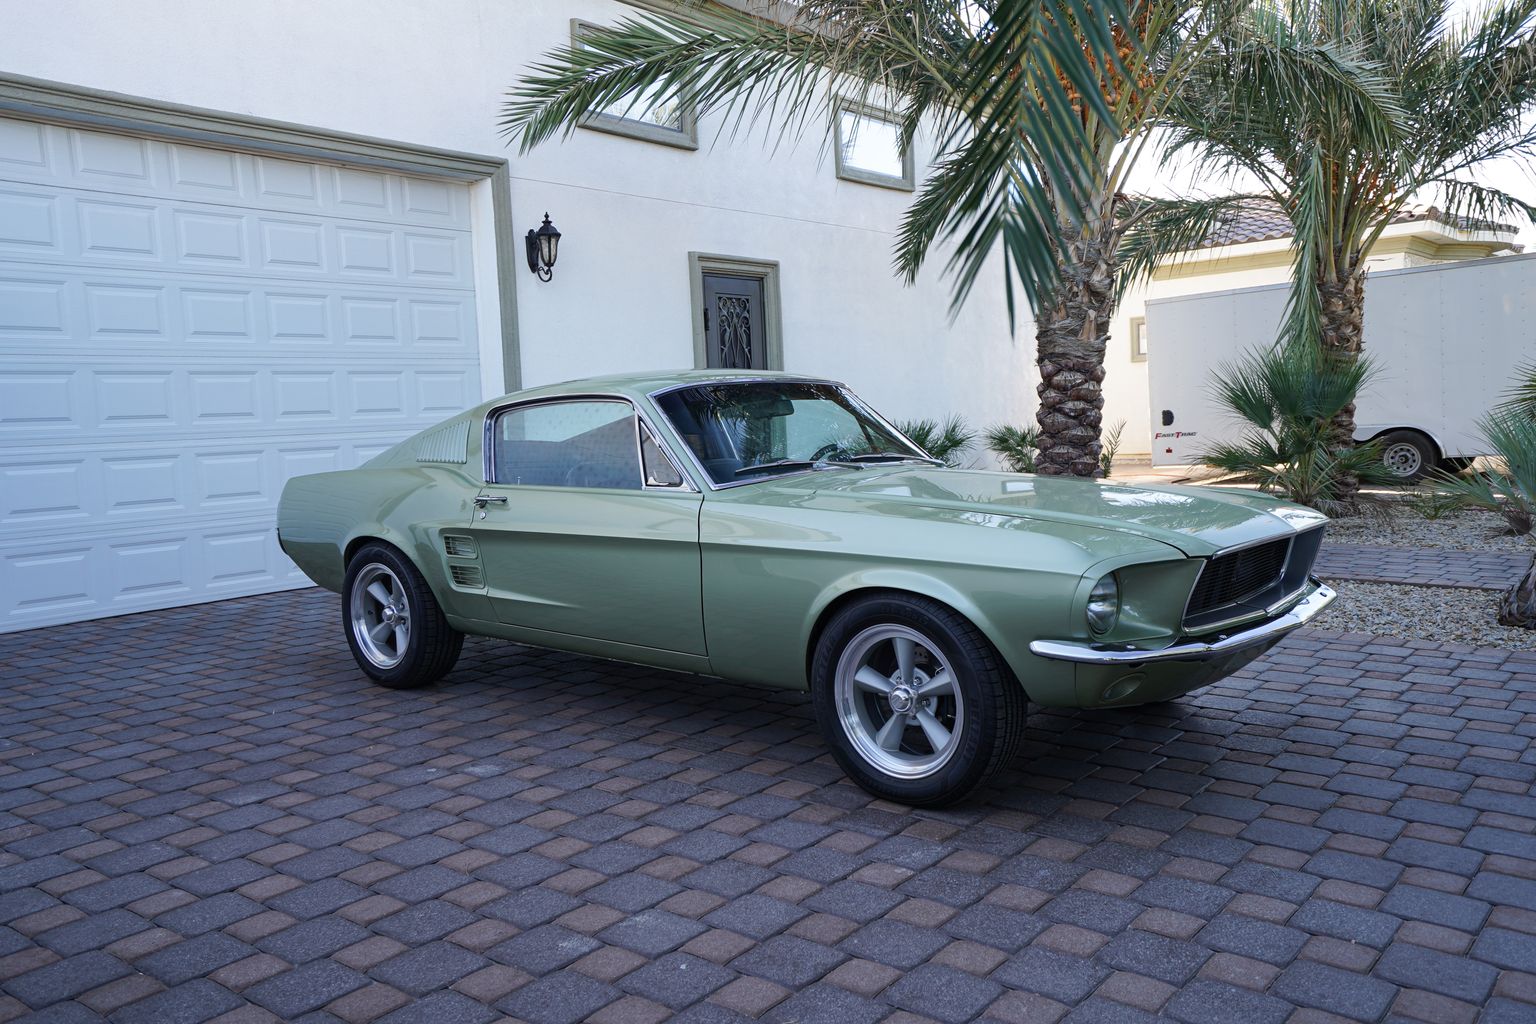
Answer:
[810,442,847,462]
[563,461,603,488]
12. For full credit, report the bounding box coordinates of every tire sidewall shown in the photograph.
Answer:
[1378,430,1436,483]
[342,543,442,688]
[811,597,1000,806]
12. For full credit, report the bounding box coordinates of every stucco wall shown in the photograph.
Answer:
[2,0,1032,437]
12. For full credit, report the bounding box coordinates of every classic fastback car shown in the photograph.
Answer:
[278,371,1335,806]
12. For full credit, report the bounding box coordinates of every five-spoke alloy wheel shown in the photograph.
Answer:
[342,543,463,689]
[812,594,1026,806]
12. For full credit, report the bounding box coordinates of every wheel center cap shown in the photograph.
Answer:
[382,605,397,623]
[889,684,917,715]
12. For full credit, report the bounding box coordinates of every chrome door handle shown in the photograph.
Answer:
[473,494,508,508]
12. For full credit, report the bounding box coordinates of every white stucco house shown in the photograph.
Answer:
[0,0,1032,632]
[1104,203,1521,455]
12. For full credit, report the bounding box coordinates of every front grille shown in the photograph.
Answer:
[1187,538,1290,618]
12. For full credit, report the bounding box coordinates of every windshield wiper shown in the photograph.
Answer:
[843,452,945,467]
[733,458,820,478]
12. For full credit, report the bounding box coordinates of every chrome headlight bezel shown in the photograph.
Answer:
[1086,573,1120,634]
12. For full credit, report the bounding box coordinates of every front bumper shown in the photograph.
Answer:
[1029,578,1336,666]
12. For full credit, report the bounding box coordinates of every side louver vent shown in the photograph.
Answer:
[443,535,477,558]
[449,564,484,589]
[415,420,470,464]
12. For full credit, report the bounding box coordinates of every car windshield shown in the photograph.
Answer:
[654,380,929,485]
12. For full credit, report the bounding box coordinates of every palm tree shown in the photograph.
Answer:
[500,0,1249,476]
[1130,0,1536,492]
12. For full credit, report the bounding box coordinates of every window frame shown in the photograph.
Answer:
[688,252,784,371]
[647,376,921,491]
[1130,316,1148,363]
[832,98,915,192]
[570,19,700,150]
[482,394,695,492]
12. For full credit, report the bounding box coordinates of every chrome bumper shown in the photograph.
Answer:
[1029,579,1337,666]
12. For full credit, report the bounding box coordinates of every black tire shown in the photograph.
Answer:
[342,542,463,689]
[810,594,1027,807]
[1376,429,1438,483]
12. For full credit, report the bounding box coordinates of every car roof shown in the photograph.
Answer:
[479,368,843,408]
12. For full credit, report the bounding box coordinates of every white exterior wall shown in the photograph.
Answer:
[0,0,1029,431]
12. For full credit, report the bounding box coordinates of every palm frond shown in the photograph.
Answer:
[1201,340,1394,512]
[985,423,1040,473]
[501,0,1137,317]
[1503,360,1536,418]
[1114,193,1267,297]
[1429,405,1536,533]
[898,414,977,465]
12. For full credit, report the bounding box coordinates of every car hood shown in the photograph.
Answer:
[744,466,1325,557]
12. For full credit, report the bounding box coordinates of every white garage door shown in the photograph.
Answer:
[0,115,482,632]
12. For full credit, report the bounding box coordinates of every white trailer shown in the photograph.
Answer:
[1145,251,1536,480]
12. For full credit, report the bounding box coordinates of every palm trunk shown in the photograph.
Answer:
[1035,223,1117,477]
[1317,266,1366,497]
[1498,558,1536,629]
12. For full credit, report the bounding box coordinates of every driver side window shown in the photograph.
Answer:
[491,400,641,490]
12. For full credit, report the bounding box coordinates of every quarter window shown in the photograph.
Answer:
[834,101,914,190]
[490,400,642,489]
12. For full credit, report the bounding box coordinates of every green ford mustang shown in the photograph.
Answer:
[278,370,1335,806]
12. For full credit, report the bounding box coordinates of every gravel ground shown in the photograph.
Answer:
[1320,580,1535,649]
[1323,506,1535,552]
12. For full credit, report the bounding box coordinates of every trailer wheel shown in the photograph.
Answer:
[1376,430,1437,483]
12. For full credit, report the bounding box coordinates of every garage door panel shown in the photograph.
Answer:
[1,118,468,229]
[1,518,307,625]
[0,363,478,444]
[0,117,481,632]
[0,266,478,360]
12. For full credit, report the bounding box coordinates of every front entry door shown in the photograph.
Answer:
[702,273,766,369]
[472,399,705,655]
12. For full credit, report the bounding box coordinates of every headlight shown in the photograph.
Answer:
[1087,574,1120,634]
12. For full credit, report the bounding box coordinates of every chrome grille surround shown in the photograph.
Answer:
[1183,526,1326,633]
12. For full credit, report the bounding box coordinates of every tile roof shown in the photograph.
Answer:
[1193,199,1519,249]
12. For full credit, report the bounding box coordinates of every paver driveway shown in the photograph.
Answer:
[1,588,1534,1024]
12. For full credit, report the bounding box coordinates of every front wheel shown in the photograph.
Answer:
[811,595,1026,806]
[343,543,463,689]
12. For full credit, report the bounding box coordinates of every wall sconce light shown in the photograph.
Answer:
[525,213,561,281]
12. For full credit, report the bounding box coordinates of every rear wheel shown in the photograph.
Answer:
[811,595,1026,807]
[1377,430,1437,483]
[343,543,462,689]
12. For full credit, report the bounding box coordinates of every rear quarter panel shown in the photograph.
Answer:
[277,466,484,618]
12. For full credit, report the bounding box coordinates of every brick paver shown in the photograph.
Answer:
[1316,543,1534,590]
[1,588,1534,1023]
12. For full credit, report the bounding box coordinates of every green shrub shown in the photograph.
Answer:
[897,415,976,467]
[1429,408,1536,536]
[1201,342,1393,514]
[986,424,1040,474]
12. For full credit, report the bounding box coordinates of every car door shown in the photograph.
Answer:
[471,397,705,655]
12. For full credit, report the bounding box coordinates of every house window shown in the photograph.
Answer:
[571,20,698,149]
[834,100,914,191]
[1130,316,1148,362]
